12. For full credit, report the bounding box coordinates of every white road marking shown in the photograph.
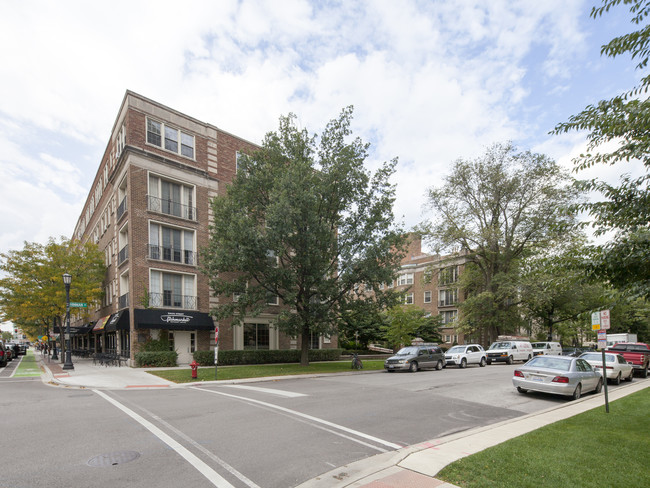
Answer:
[191,386,402,450]
[93,389,236,488]
[220,384,306,398]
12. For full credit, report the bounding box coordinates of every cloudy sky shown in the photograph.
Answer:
[0,0,643,260]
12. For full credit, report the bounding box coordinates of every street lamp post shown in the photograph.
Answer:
[62,273,74,370]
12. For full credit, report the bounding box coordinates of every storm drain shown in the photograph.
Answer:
[88,451,140,467]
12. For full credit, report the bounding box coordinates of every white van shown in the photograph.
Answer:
[531,341,562,356]
[486,340,533,364]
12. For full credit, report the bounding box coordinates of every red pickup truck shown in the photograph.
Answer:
[606,342,650,378]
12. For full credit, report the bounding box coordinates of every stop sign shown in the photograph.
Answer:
[214,326,219,346]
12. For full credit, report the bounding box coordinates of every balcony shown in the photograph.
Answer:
[117,195,127,221]
[118,245,129,265]
[149,292,197,310]
[118,292,129,309]
[147,244,197,265]
[147,195,197,221]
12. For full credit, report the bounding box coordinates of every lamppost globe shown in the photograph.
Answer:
[62,272,74,370]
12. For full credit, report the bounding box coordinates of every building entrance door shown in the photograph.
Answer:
[173,331,195,364]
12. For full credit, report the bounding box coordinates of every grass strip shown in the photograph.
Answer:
[14,349,43,377]
[437,387,650,488]
[148,359,386,383]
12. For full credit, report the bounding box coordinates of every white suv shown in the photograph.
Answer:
[444,344,487,368]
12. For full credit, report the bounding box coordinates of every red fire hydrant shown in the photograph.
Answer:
[190,360,199,379]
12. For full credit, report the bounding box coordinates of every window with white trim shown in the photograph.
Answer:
[439,288,458,307]
[404,292,414,305]
[149,270,197,309]
[149,222,196,265]
[424,290,432,303]
[398,273,414,286]
[146,118,195,159]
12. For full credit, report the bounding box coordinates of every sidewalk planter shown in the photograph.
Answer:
[135,351,178,367]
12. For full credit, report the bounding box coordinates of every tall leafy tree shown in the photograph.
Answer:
[421,143,579,343]
[203,107,406,365]
[0,237,105,356]
[552,0,650,298]
[381,305,442,350]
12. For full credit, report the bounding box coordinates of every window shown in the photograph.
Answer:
[148,174,196,220]
[244,323,269,350]
[404,292,414,305]
[398,273,414,286]
[440,310,458,324]
[439,288,458,307]
[440,266,459,285]
[149,222,196,265]
[150,271,196,309]
[267,292,279,306]
[310,332,320,349]
[147,118,194,159]
[236,151,243,173]
[424,291,432,303]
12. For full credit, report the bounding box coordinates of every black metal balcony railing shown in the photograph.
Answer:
[118,293,129,309]
[118,245,129,265]
[147,195,197,221]
[147,245,196,265]
[117,196,127,221]
[149,292,197,310]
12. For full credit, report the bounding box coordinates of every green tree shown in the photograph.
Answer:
[0,237,105,358]
[381,305,442,350]
[552,0,650,298]
[203,107,406,365]
[421,143,579,343]
[519,235,609,341]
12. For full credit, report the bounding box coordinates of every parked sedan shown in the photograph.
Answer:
[579,352,634,385]
[513,355,603,400]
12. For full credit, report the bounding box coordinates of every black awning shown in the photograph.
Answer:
[134,309,214,331]
[71,323,94,335]
[104,310,130,331]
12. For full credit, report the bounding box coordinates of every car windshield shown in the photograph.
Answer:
[527,356,571,371]
[395,347,419,356]
[489,342,511,349]
[447,346,465,354]
[581,353,614,362]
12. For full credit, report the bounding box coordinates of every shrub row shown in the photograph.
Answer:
[193,348,342,366]
[135,351,178,367]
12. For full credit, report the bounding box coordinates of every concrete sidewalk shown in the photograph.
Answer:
[36,351,649,488]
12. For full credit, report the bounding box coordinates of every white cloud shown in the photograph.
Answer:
[0,0,638,255]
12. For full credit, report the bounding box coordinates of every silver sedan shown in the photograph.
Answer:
[579,352,634,385]
[512,355,603,400]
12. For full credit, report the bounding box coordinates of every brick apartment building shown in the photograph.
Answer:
[391,235,469,347]
[70,91,336,365]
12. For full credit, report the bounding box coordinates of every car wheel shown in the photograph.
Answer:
[626,370,634,382]
[459,358,467,369]
[614,372,621,385]
[517,387,528,394]
[642,367,648,378]
[409,361,418,373]
[435,360,443,371]
[595,378,603,394]
[506,356,513,365]
[479,357,486,367]
[571,383,582,401]
[386,369,394,373]
[486,359,492,365]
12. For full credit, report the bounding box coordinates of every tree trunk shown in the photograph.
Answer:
[300,323,310,366]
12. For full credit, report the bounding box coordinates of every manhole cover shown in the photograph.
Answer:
[88,451,140,467]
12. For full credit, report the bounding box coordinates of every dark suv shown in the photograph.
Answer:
[384,345,446,372]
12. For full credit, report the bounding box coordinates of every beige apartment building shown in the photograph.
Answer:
[70,91,336,365]
[391,235,469,346]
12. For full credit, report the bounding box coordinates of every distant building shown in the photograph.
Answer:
[391,234,469,346]
[70,91,336,364]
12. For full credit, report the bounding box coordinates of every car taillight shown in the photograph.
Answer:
[514,370,524,377]
[605,366,613,369]
[552,376,569,383]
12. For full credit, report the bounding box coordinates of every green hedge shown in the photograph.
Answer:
[193,348,342,366]
[135,351,178,367]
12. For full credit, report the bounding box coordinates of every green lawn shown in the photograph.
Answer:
[13,349,43,377]
[148,359,386,382]
[437,387,650,488]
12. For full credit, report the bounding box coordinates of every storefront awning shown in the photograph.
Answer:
[134,309,214,331]
[71,323,95,335]
[104,310,130,331]
[93,315,112,331]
